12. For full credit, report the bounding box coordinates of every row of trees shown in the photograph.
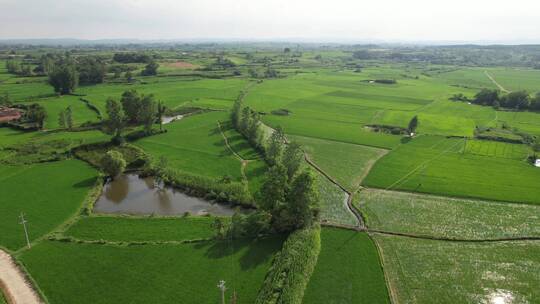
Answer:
[468,89,540,110]
[5,60,33,76]
[104,90,166,142]
[224,97,320,236]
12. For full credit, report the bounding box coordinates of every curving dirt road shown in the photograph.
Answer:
[0,250,42,304]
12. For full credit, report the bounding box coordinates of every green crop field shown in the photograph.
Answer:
[303,228,390,304]
[0,160,97,251]
[2,44,540,304]
[25,95,101,129]
[357,189,540,239]
[64,216,221,242]
[464,139,531,160]
[364,135,540,204]
[290,135,387,191]
[19,238,283,304]
[134,112,244,180]
[373,235,540,304]
[317,174,357,226]
[75,78,247,112]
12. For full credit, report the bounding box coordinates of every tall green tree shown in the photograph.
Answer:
[286,170,319,229]
[58,109,66,128]
[282,141,304,180]
[156,101,167,131]
[266,126,285,165]
[231,97,243,128]
[120,90,142,123]
[239,107,251,134]
[105,98,125,142]
[139,94,156,134]
[48,63,79,95]
[141,61,159,76]
[259,163,289,212]
[65,106,73,130]
[408,115,418,135]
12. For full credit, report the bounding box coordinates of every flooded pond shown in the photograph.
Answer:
[93,174,237,216]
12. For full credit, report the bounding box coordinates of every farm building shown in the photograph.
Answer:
[535,159,540,168]
[0,107,22,122]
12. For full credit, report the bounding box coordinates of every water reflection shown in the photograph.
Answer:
[94,174,238,216]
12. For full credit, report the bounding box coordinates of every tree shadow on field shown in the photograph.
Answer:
[194,236,285,271]
[73,176,97,188]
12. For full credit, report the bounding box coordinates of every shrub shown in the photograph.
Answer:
[101,150,126,178]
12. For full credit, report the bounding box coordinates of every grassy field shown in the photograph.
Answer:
[488,68,540,92]
[357,189,540,239]
[364,135,540,204]
[19,238,283,304]
[373,235,540,304]
[76,78,246,112]
[0,160,97,251]
[290,135,387,191]
[0,128,109,149]
[134,112,244,180]
[64,216,221,242]
[303,228,390,304]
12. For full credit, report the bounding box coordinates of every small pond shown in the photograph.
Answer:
[93,174,237,216]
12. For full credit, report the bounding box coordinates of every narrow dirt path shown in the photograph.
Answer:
[484,71,510,93]
[0,250,42,304]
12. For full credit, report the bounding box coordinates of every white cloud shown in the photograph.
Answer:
[0,0,539,43]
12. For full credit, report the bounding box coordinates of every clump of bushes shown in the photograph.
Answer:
[365,124,408,135]
[374,79,397,84]
[101,150,126,178]
[255,226,321,304]
[271,109,291,116]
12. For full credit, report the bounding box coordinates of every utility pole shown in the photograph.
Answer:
[217,280,226,304]
[19,212,31,249]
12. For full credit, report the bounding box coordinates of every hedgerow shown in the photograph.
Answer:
[255,225,321,304]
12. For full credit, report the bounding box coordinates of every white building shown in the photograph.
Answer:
[535,159,540,168]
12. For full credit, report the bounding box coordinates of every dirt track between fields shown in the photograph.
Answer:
[0,250,42,304]
[485,71,510,93]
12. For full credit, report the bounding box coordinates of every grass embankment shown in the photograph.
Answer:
[303,228,390,304]
[373,234,540,303]
[0,160,97,251]
[364,135,540,204]
[357,189,540,240]
[64,216,222,242]
[19,237,283,304]
[255,226,321,304]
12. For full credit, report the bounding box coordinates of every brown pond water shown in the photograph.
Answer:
[93,174,237,216]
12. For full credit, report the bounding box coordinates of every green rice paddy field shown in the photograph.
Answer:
[374,235,540,304]
[0,160,97,251]
[19,237,283,304]
[357,189,540,240]
[2,56,540,304]
[303,228,390,304]
[363,135,540,204]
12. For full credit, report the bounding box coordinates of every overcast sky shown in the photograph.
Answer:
[1,0,540,43]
